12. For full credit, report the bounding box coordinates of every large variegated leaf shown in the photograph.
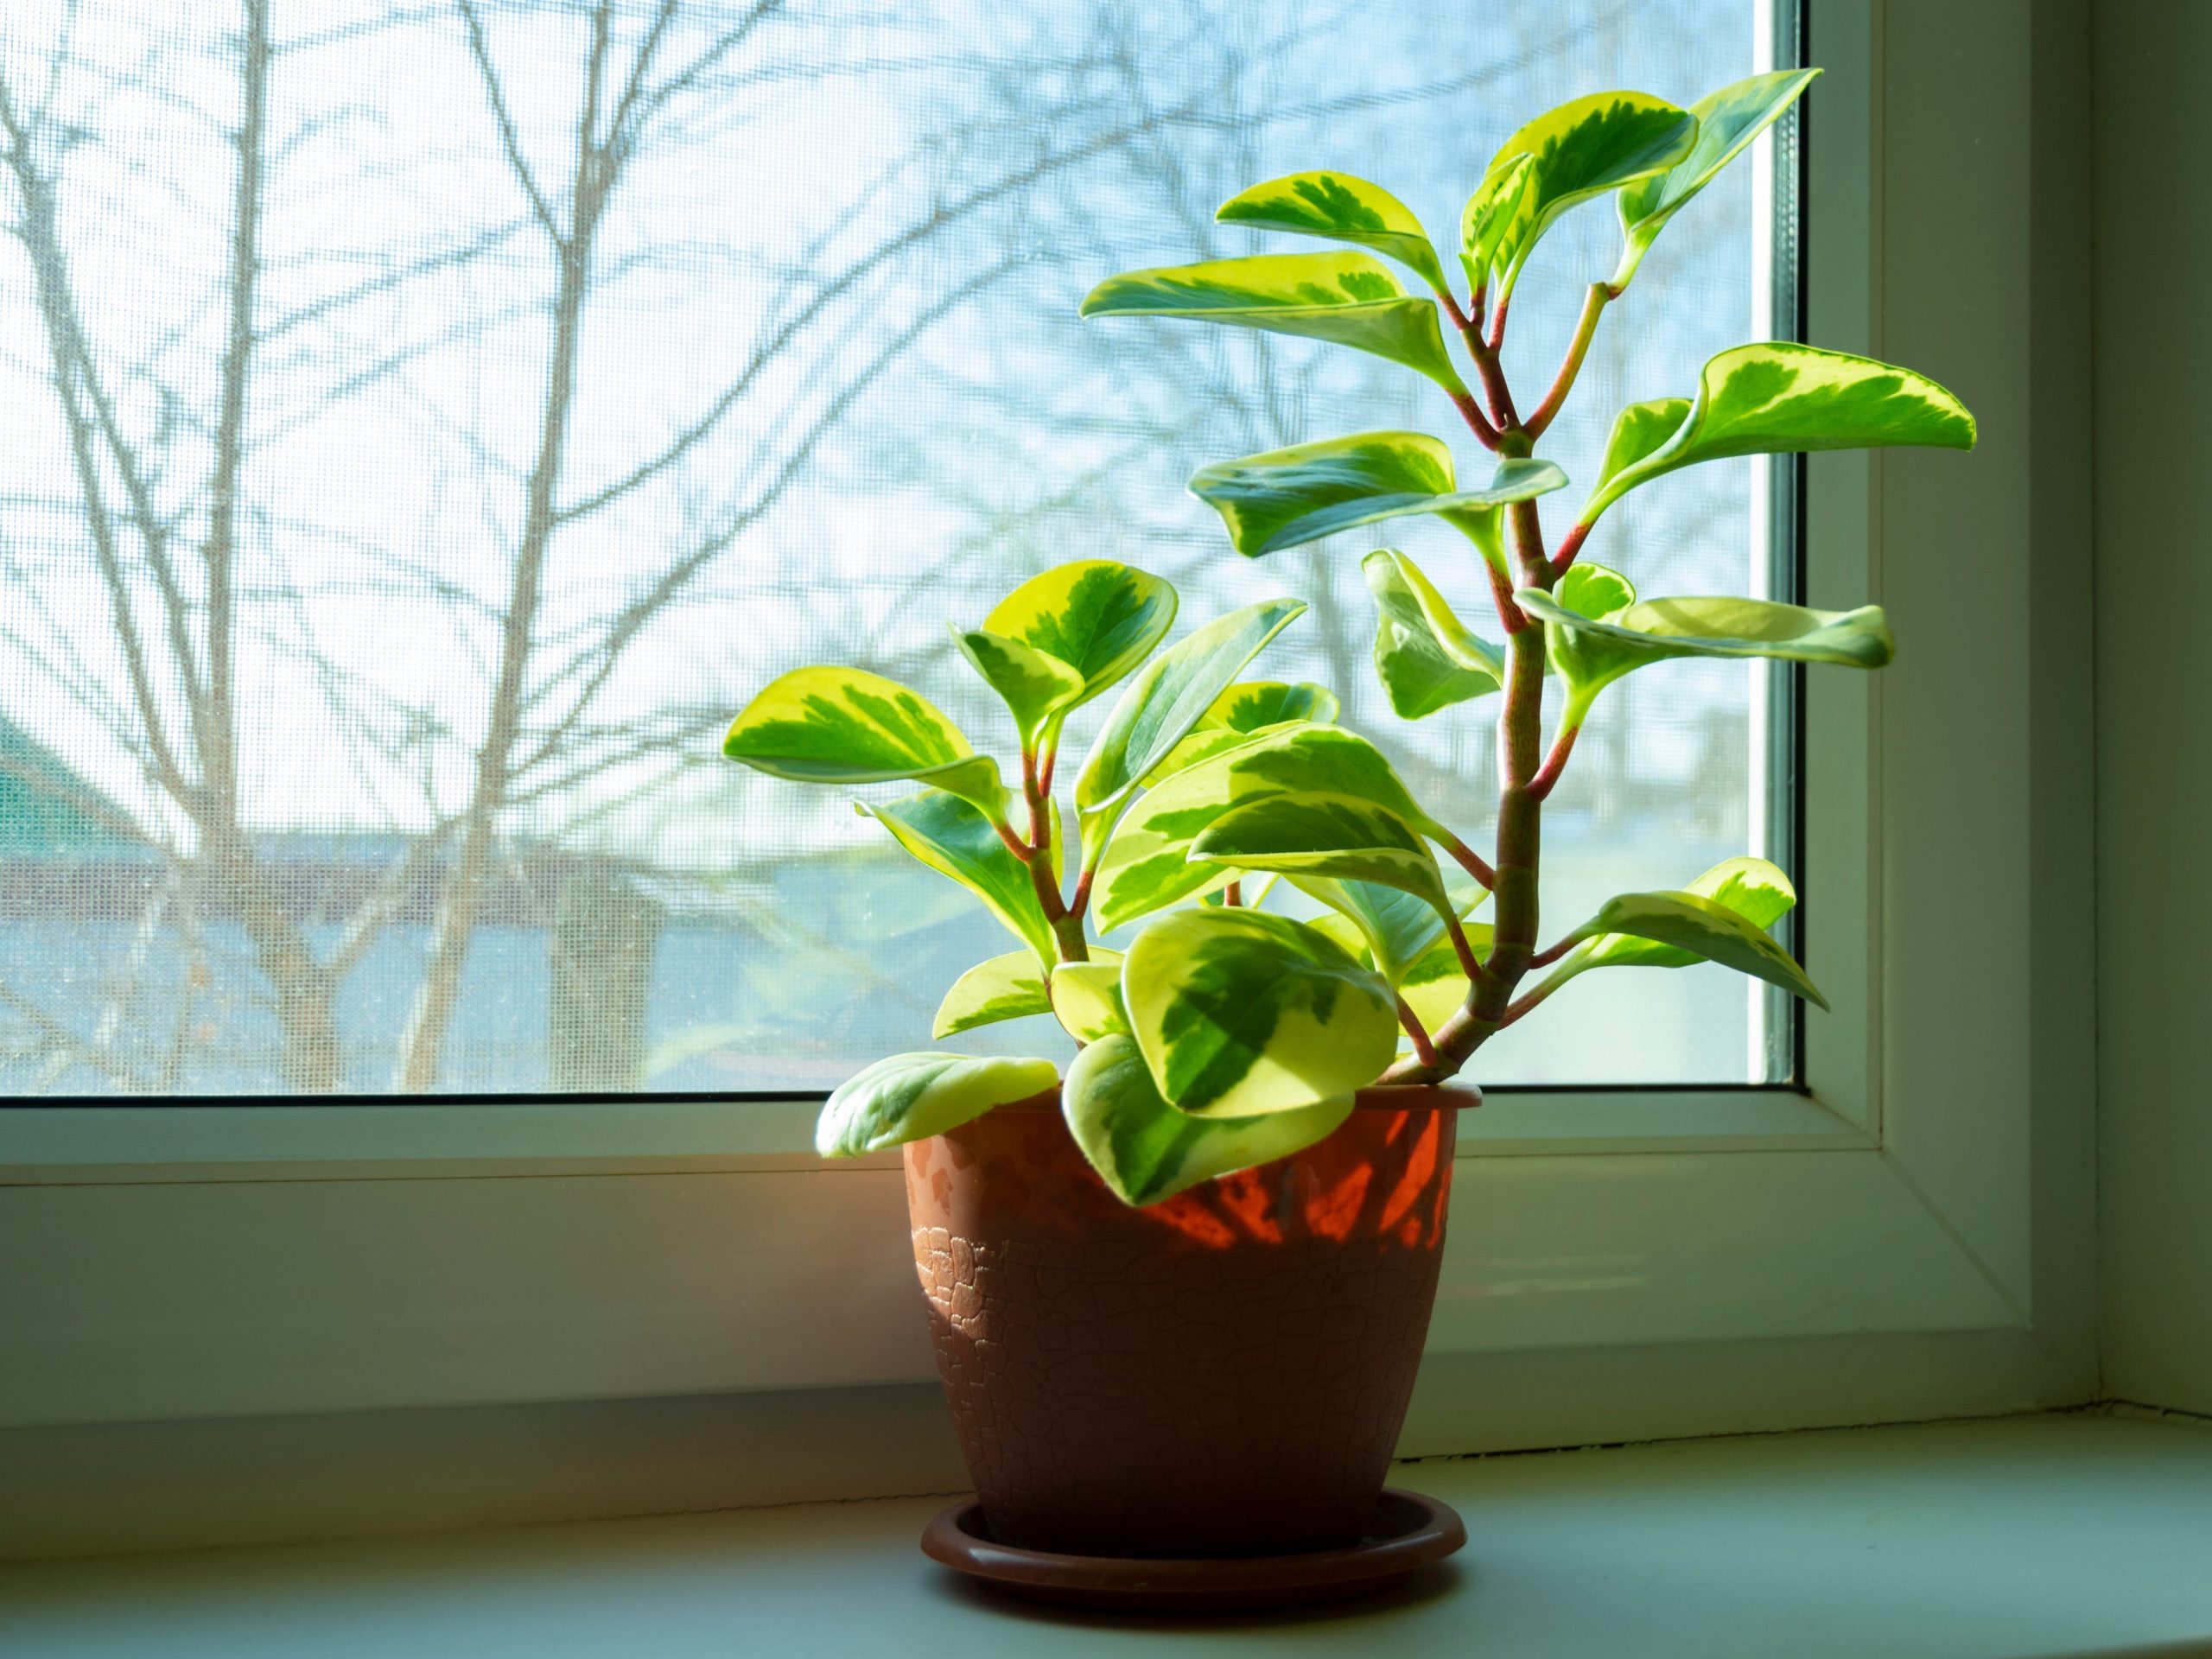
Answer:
[1516,588,1895,702]
[1062,1033,1352,1206]
[1592,397,1692,499]
[1141,679,1338,785]
[1142,719,1300,788]
[1538,561,1637,693]
[817,1051,1058,1157]
[1191,432,1567,560]
[1205,679,1340,733]
[1291,874,1474,988]
[1222,722,1446,836]
[1092,746,1262,930]
[932,951,1050,1039]
[1073,597,1306,865]
[858,790,1054,965]
[983,560,1178,710]
[1459,153,1537,296]
[1216,170,1446,291]
[1580,857,1796,973]
[1192,791,1452,918]
[1094,739,1318,928]
[1363,549,1504,720]
[1123,907,1397,1117]
[1093,721,1440,929]
[1478,92,1698,296]
[724,666,1001,812]
[952,628,1084,747]
[1580,342,1977,526]
[1396,923,1495,1032]
[1080,252,1466,393]
[1561,888,1825,1008]
[1615,69,1821,289]
[1049,958,1128,1044]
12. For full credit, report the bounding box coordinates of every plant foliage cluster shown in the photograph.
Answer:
[724,70,1974,1205]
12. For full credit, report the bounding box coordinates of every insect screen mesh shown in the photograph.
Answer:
[0,0,1782,1096]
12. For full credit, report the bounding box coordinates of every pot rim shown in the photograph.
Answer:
[988,1077,1481,1116]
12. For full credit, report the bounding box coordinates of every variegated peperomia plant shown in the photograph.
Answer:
[722,72,1974,1206]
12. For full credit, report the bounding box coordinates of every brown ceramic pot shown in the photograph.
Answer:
[904,1083,1472,1559]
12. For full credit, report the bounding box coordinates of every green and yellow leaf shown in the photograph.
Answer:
[952,627,1085,747]
[1363,548,1505,720]
[1561,887,1825,1008]
[1073,597,1306,866]
[1580,342,1976,527]
[932,951,1050,1039]
[1290,874,1469,988]
[723,665,1002,813]
[1123,908,1397,1117]
[1615,69,1821,289]
[1191,432,1566,561]
[1592,397,1692,499]
[1478,91,1699,297]
[1191,791,1452,919]
[984,560,1179,710]
[1219,722,1446,836]
[1516,587,1894,706]
[1079,251,1467,394]
[1049,957,1128,1044]
[1216,170,1447,291]
[1062,1033,1352,1206]
[1140,680,1340,785]
[817,1051,1058,1158]
[1459,152,1537,296]
[1397,923,1495,1032]
[1540,561,1638,692]
[1093,722,1438,929]
[1204,679,1340,734]
[858,789,1054,966]
[1580,856,1796,973]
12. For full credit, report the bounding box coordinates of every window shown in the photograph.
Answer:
[0,0,2091,1468]
[2,0,1796,1097]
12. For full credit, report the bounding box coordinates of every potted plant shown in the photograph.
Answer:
[721,72,1973,1599]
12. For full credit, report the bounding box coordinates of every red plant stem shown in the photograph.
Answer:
[1439,832,1497,891]
[1502,966,1571,1028]
[1223,879,1243,907]
[1526,936,1579,971]
[1524,283,1610,441]
[1386,495,1551,1083]
[1527,720,1581,802]
[1484,289,1511,353]
[1550,522,1592,577]
[992,817,1031,859]
[1448,388,1501,451]
[1445,912,1487,985]
[1485,558,1529,633]
[1397,998,1440,1069]
[1020,749,1048,849]
[1459,321,1519,433]
[1017,746,1086,963]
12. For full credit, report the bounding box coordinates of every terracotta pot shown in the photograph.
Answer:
[904,1082,1472,1559]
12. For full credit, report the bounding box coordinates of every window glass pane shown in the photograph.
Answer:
[0,0,1791,1096]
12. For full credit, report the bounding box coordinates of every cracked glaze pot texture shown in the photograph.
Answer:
[904,1085,1469,1558]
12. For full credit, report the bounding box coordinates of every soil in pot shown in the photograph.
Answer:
[905,1085,1466,1560]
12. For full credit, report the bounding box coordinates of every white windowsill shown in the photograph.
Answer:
[5,1414,2208,1658]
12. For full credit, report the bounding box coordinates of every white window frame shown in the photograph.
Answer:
[0,0,2095,1465]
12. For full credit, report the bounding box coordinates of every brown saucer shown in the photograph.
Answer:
[920,1487,1465,1613]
